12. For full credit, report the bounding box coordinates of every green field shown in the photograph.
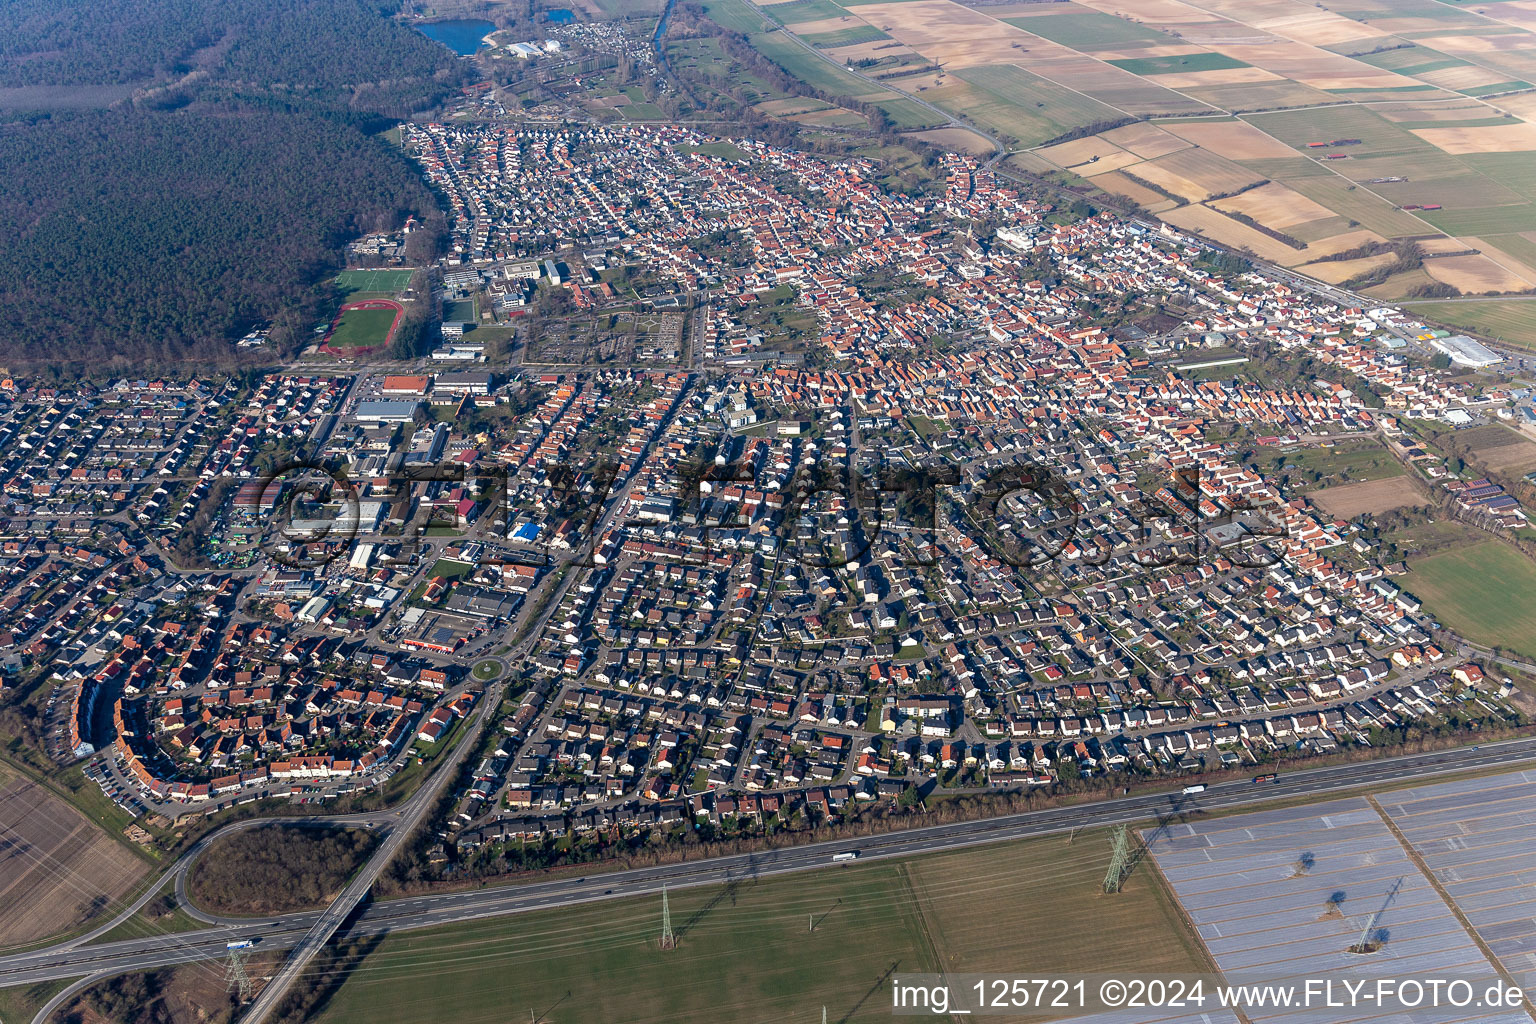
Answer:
[767,0,848,22]
[748,31,939,128]
[425,557,475,581]
[1283,177,1431,238]
[1005,7,1172,48]
[315,830,1209,1024]
[945,64,1122,145]
[697,0,769,35]
[444,298,476,322]
[1406,540,1536,660]
[589,0,664,12]
[622,101,667,120]
[1421,203,1536,234]
[1251,441,1404,487]
[1246,104,1435,155]
[336,269,413,296]
[1401,298,1536,350]
[1463,79,1532,97]
[802,24,889,48]
[1354,44,1470,75]
[1109,52,1249,75]
[326,307,397,350]
[749,31,871,95]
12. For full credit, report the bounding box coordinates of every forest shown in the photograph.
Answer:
[0,106,443,371]
[187,823,378,915]
[0,0,465,369]
[0,0,458,113]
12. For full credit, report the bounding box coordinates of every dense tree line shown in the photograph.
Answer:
[0,0,465,369]
[0,0,457,113]
[188,824,377,915]
[0,105,441,370]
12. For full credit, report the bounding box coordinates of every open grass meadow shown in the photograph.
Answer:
[315,830,1207,1024]
[317,863,936,1024]
[1251,440,1404,488]
[766,0,848,24]
[1407,539,1536,660]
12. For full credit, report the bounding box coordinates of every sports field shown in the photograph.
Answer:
[321,300,403,353]
[315,829,1209,1024]
[1406,539,1536,660]
[336,269,413,296]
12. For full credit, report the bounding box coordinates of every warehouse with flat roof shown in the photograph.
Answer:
[1431,334,1502,368]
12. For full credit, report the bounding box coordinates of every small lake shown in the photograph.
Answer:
[546,9,575,23]
[415,19,496,56]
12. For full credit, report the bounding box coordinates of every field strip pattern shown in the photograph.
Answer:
[1143,791,1530,1023]
[1376,770,1536,981]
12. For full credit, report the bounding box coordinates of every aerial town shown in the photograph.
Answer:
[3,121,1528,871]
[15,1,1536,1020]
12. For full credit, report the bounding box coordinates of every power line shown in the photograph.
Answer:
[226,944,254,1002]
[659,884,675,950]
[1103,825,1132,894]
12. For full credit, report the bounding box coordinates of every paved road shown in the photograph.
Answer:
[8,735,1535,1012]
[235,683,500,1024]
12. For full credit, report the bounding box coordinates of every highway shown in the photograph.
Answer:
[6,734,1534,1009]
[235,678,501,1024]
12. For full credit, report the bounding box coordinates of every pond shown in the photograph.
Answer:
[414,19,496,56]
[545,9,575,23]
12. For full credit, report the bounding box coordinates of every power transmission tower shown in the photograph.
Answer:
[1353,878,1402,953]
[225,945,253,1002]
[659,885,676,949]
[1103,826,1133,894]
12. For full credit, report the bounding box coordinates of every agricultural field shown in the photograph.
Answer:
[1107,53,1251,77]
[1378,771,1536,976]
[746,31,941,128]
[695,0,768,35]
[0,771,148,947]
[1405,539,1536,660]
[1002,6,1174,50]
[1309,475,1426,518]
[1458,423,1536,474]
[708,0,1536,299]
[1404,299,1536,352]
[800,24,888,48]
[315,828,1208,1024]
[1149,770,1536,1010]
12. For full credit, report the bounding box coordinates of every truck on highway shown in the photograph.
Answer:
[831,851,860,862]
[1253,773,1279,784]
[227,939,258,950]
[1181,784,1207,795]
